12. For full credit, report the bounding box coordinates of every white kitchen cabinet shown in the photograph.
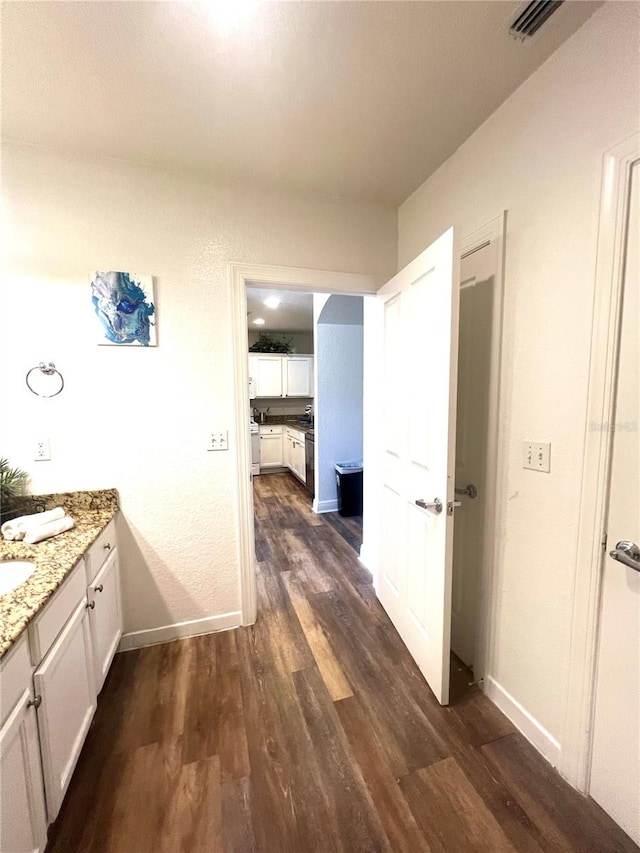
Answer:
[259,426,284,468]
[0,637,47,853]
[286,428,307,483]
[248,354,314,399]
[249,355,283,397]
[283,357,313,397]
[34,596,97,822]
[86,547,121,694]
[284,430,294,471]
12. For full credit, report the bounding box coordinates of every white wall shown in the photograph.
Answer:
[0,143,396,642]
[397,1,640,755]
[314,295,364,512]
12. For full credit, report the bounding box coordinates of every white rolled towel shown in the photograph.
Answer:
[1,507,66,541]
[23,516,75,545]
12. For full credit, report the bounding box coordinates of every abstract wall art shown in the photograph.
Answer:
[90,271,157,346]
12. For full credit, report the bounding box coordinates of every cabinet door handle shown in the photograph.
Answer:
[27,695,42,710]
[86,600,96,609]
[94,584,104,593]
[103,542,112,551]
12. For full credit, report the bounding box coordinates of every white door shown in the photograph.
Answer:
[376,227,459,705]
[451,241,496,667]
[590,161,640,844]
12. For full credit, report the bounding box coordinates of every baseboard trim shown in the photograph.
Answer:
[117,611,242,652]
[485,676,562,767]
[315,498,338,513]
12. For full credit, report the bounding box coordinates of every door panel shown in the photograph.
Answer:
[376,227,458,705]
[590,160,639,845]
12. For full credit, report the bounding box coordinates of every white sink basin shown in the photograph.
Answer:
[0,561,36,597]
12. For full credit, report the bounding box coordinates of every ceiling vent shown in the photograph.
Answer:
[509,0,564,39]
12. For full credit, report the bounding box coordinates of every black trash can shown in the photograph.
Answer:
[335,461,363,517]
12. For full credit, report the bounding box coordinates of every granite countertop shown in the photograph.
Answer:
[0,489,119,660]
[259,418,314,435]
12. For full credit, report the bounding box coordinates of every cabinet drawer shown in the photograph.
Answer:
[259,426,283,435]
[28,561,86,666]
[85,518,117,583]
[0,635,32,726]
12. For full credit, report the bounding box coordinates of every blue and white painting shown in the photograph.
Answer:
[90,271,157,346]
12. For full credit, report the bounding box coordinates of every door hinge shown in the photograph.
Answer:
[601,532,608,552]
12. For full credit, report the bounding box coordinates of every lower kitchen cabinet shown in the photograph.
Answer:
[0,638,48,853]
[259,426,284,468]
[34,597,97,822]
[286,427,307,483]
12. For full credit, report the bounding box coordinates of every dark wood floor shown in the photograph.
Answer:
[323,509,363,554]
[47,472,637,852]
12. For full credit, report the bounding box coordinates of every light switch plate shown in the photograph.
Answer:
[208,430,229,452]
[523,441,551,472]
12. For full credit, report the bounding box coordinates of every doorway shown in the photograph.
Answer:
[230,263,377,626]
[451,222,505,688]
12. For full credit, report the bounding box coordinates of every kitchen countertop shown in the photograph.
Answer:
[0,489,119,660]
[258,419,314,435]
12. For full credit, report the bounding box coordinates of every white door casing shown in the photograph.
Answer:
[375,226,459,705]
[589,159,639,844]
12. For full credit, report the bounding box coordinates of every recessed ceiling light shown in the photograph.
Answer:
[253,318,266,325]
[264,296,280,309]
[206,0,260,36]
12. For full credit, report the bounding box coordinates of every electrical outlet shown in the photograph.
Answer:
[34,438,51,461]
[523,441,551,472]
[208,430,229,452]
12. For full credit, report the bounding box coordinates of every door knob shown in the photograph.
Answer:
[609,540,640,573]
[416,498,443,514]
[455,483,478,499]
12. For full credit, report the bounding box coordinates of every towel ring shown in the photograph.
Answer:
[26,362,65,398]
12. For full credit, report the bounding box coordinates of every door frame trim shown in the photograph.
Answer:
[229,262,377,625]
[459,212,508,684]
[561,131,640,790]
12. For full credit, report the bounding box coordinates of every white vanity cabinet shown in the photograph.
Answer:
[85,520,121,694]
[30,559,97,823]
[259,425,284,468]
[0,635,48,853]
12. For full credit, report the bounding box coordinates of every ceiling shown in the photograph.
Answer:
[1,1,601,206]
[247,287,313,332]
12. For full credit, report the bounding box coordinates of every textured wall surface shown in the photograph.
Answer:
[0,144,396,636]
[398,1,639,743]
[315,296,364,510]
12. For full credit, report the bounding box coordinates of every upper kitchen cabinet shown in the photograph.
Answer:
[249,355,283,398]
[249,355,313,398]
[283,356,313,397]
